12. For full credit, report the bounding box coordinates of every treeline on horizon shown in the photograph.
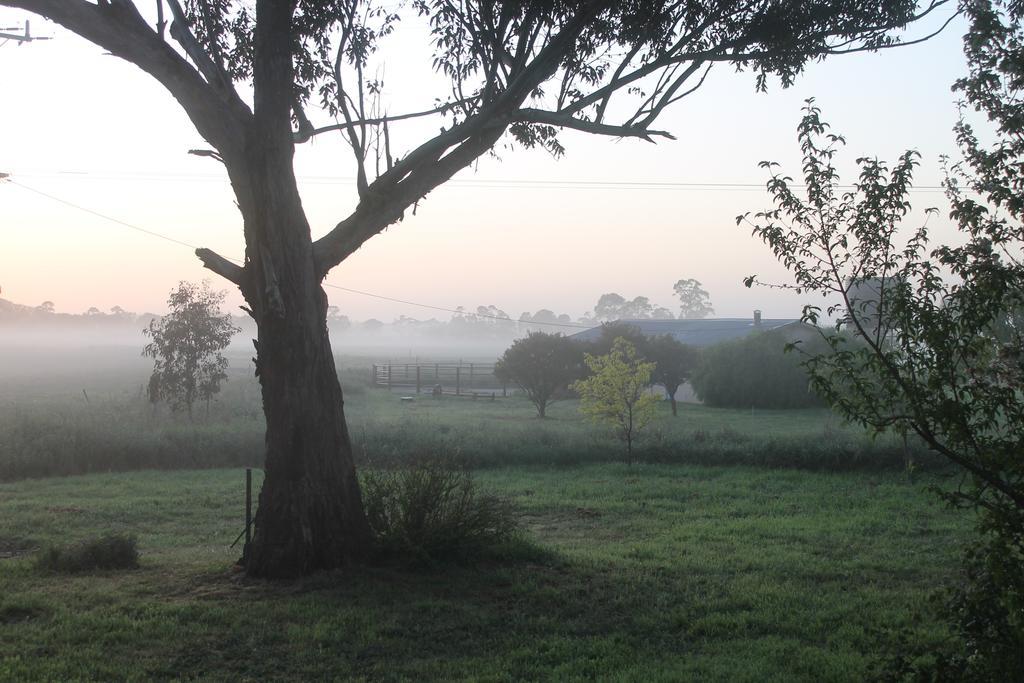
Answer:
[0,281,737,341]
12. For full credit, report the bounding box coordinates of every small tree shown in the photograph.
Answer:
[743,92,1024,676]
[672,279,715,319]
[645,334,700,416]
[573,338,659,464]
[143,281,240,419]
[494,332,584,418]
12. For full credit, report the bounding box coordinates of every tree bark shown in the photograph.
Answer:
[238,167,373,578]
[235,0,372,576]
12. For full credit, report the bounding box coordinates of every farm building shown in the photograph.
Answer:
[569,311,809,347]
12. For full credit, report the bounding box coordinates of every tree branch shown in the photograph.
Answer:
[296,97,479,143]
[164,0,235,96]
[514,108,676,142]
[0,0,250,159]
[312,2,608,275]
[195,247,244,285]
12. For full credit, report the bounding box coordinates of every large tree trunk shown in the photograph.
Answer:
[239,173,373,578]
[233,0,372,578]
[246,316,372,577]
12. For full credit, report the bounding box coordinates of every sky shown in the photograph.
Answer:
[0,5,972,323]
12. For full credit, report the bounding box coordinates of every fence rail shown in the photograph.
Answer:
[371,362,508,397]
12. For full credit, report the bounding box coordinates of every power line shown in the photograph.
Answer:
[10,168,949,192]
[8,179,201,251]
[3,177,592,330]
[320,283,589,328]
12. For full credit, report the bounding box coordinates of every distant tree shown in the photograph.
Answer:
[518,309,576,333]
[143,281,240,419]
[619,296,655,319]
[361,319,384,332]
[573,338,659,463]
[690,331,822,409]
[645,335,700,416]
[476,305,516,334]
[673,279,715,319]
[594,293,628,321]
[593,293,670,321]
[494,332,585,418]
[85,306,102,316]
[651,306,676,320]
[525,309,560,325]
[588,321,650,358]
[326,307,352,333]
[36,301,54,314]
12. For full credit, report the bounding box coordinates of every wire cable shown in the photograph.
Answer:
[3,177,594,330]
[10,168,948,192]
[8,179,202,251]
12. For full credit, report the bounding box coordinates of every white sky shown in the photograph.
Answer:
[0,6,970,322]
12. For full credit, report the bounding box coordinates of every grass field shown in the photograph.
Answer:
[0,465,969,681]
[0,348,971,679]
[0,357,933,481]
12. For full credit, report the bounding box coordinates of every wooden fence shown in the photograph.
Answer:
[371,361,508,397]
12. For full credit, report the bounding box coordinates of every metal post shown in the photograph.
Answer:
[372,364,377,386]
[387,364,392,391]
[469,363,474,388]
[244,468,252,565]
[416,366,421,394]
[456,366,461,396]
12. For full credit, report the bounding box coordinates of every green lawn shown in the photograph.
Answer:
[0,465,969,681]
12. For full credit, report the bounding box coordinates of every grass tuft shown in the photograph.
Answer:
[36,533,140,573]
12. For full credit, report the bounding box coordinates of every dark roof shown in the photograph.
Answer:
[570,318,802,347]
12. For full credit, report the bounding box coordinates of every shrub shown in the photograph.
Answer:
[36,534,139,573]
[494,332,585,417]
[933,532,1024,680]
[361,454,518,564]
[876,531,1024,681]
[690,331,824,409]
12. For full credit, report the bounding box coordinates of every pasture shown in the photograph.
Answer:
[0,466,969,681]
[0,350,933,481]
[0,347,968,680]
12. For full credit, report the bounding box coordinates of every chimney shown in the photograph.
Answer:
[753,310,762,327]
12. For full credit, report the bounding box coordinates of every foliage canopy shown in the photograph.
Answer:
[495,331,585,417]
[672,278,714,319]
[573,337,659,462]
[743,16,1024,664]
[690,330,824,409]
[143,281,239,418]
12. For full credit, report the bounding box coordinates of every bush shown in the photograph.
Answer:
[690,331,824,409]
[494,332,585,418]
[876,530,1024,681]
[361,454,519,564]
[933,532,1024,680]
[36,534,139,573]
